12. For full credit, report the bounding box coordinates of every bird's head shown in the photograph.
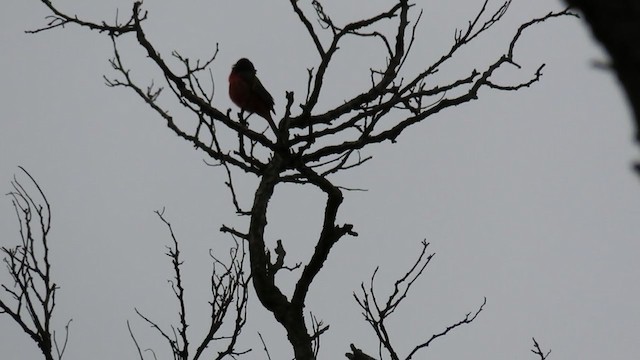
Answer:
[232,58,256,74]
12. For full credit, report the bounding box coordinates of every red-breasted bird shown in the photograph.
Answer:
[228,58,277,132]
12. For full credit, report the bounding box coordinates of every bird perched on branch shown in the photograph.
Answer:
[228,58,277,132]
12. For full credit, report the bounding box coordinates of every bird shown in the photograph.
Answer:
[228,58,277,132]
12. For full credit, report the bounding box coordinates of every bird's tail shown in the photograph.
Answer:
[265,112,278,134]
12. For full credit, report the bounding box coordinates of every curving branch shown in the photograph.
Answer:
[26,2,575,359]
[291,164,356,309]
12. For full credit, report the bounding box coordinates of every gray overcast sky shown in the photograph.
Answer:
[2,1,639,359]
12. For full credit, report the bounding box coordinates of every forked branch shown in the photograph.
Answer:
[25,2,575,360]
[0,167,70,360]
[353,241,485,360]
[129,210,250,360]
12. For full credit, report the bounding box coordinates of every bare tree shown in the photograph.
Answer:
[12,1,575,359]
[0,167,71,360]
[127,209,251,360]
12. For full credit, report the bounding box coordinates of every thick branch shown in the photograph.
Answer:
[246,154,317,359]
[291,164,355,308]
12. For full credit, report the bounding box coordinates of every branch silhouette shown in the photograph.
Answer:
[1,167,70,360]
[18,1,577,359]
